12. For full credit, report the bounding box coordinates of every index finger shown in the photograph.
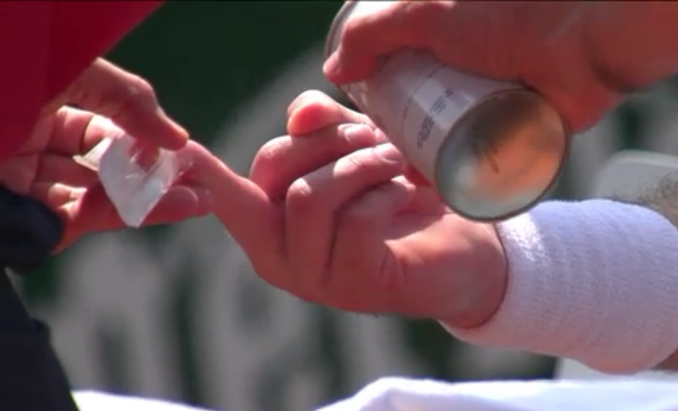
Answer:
[179,143,285,272]
[49,58,189,150]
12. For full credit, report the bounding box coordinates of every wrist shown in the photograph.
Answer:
[438,223,508,330]
[583,2,678,92]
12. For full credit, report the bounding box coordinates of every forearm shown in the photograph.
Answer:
[443,194,678,374]
[585,2,678,91]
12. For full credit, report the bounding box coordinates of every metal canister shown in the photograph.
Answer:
[326,1,570,221]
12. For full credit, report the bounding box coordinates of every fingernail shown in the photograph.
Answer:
[323,52,341,78]
[374,143,403,163]
[287,91,314,117]
[338,123,372,143]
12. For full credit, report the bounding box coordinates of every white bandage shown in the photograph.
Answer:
[443,199,678,374]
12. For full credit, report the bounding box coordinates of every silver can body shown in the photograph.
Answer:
[326,1,568,221]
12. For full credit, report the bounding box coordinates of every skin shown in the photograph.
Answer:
[219,0,678,344]
[3,55,507,327]
[209,1,678,333]
[323,1,620,133]
[325,1,678,133]
[315,0,678,358]
[0,58,218,251]
[11,0,678,366]
[244,90,508,328]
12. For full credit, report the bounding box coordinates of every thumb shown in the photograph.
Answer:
[43,58,189,150]
[324,1,521,85]
[324,1,450,84]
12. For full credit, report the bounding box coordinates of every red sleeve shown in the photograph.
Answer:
[0,1,162,160]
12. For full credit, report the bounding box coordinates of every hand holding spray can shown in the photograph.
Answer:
[326,1,570,221]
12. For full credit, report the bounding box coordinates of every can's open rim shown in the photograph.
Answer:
[434,88,572,222]
[325,1,358,59]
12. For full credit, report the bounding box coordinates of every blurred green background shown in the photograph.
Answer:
[18,2,678,411]
[110,1,340,141]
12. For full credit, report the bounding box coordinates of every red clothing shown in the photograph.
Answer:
[0,1,162,160]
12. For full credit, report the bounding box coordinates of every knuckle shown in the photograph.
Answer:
[334,146,401,180]
[341,150,369,172]
[251,137,288,172]
[286,178,318,214]
[340,1,448,47]
[340,185,388,227]
[402,0,451,45]
[339,123,376,147]
[341,203,376,228]
[126,76,158,107]
[340,8,384,49]
[340,18,362,48]
[405,0,450,17]
[249,137,291,193]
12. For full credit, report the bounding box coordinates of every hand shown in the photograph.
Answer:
[323,1,630,133]
[202,90,508,327]
[0,59,213,251]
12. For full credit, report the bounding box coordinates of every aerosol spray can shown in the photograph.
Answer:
[326,1,570,221]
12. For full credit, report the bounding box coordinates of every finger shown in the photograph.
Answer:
[324,1,521,85]
[27,183,88,252]
[54,58,188,150]
[0,155,37,195]
[283,143,405,296]
[103,185,212,230]
[403,164,431,187]
[324,1,454,84]
[28,183,79,212]
[49,110,280,269]
[47,183,212,252]
[143,187,212,227]
[37,141,280,266]
[328,176,416,312]
[0,151,97,196]
[48,106,124,156]
[177,142,285,272]
[251,123,386,200]
[36,154,98,187]
[287,90,373,136]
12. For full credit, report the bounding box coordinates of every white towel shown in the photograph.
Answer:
[73,390,212,411]
[316,378,678,411]
[73,378,678,411]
